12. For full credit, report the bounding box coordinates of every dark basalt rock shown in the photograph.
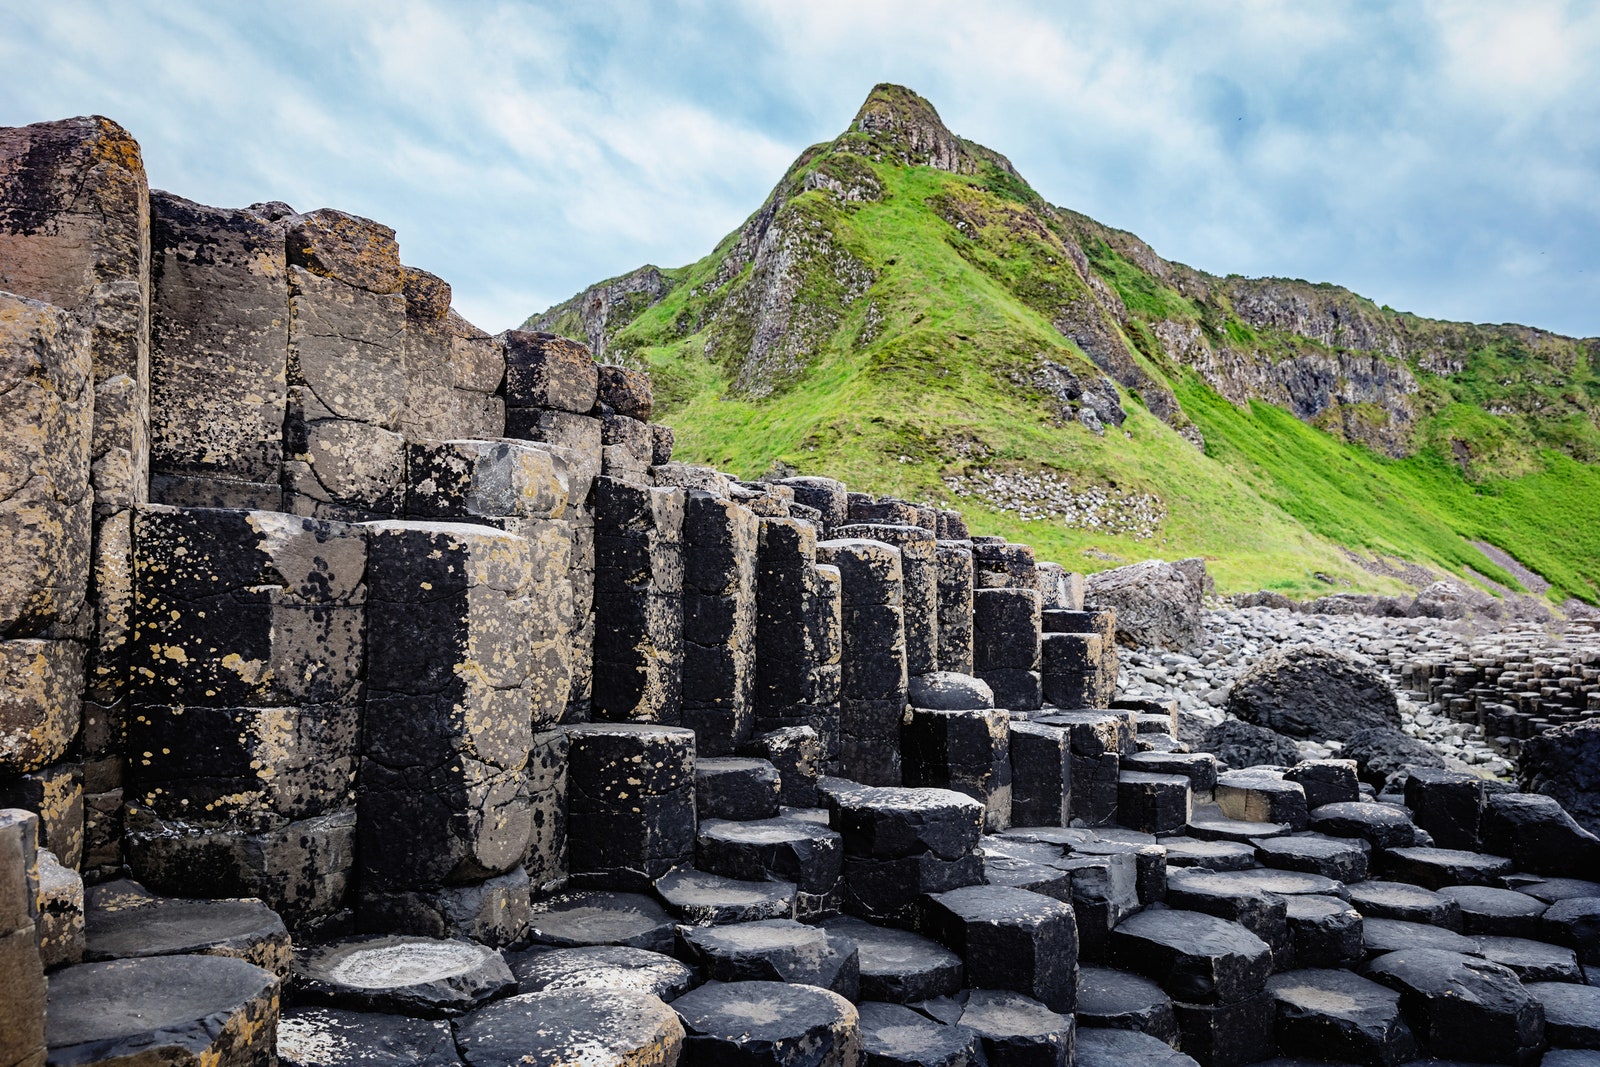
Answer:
[1255,834,1370,883]
[1340,728,1444,789]
[1541,897,1600,966]
[823,916,962,1005]
[922,885,1080,1014]
[908,672,994,711]
[453,988,684,1067]
[1310,802,1421,851]
[1160,837,1259,871]
[278,1006,463,1067]
[1227,647,1399,742]
[1471,935,1584,984]
[1283,895,1364,968]
[1171,993,1275,1067]
[1359,917,1480,957]
[1347,880,1462,928]
[84,895,290,976]
[695,758,782,822]
[292,935,514,1017]
[1518,720,1600,841]
[679,919,860,999]
[1074,965,1179,1046]
[1109,908,1273,1006]
[1164,869,1290,959]
[1480,792,1600,879]
[1200,720,1299,772]
[696,816,845,905]
[655,867,797,926]
[505,944,697,1001]
[1215,772,1308,831]
[1525,982,1600,1050]
[1436,886,1548,939]
[857,1001,984,1067]
[827,783,984,861]
[673,980,861,1067]
[46,955,280,1066]
[526,891,676,954]
[1377,846,1514,890]
[1512,877,1600,904]
[1073,1027,1197,1067]
[1364,948,1544,1066]
[1265,967,1417,1067]
[928,988,1074,1067]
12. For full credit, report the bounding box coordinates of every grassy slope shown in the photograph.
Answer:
[568,139,1600,604]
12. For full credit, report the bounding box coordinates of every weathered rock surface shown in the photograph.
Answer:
[1227,646,1399,741]
[1085,560,1205,654]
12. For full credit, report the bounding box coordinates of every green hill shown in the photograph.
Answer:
[527,84,1600,605]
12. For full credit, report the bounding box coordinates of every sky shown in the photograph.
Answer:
[4,1,1598,337]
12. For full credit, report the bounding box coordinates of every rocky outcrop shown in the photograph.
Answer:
[1084,559,1206,653]
[523,265,674,365]
[1226,646,1401,742]
[1519,720,1600,839]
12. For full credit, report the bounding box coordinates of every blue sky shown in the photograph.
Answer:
[5,1,1598,337]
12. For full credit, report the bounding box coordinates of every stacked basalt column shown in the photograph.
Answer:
[398,268,505,443]
[0,810,46,1067]
[591,478,686,725]
[501,331,602,719]
[1041,606,1120,709]
[1,117,150,883]
[282,209,412,520]
[817,538,908,786]
[404,437,585,894]
[753,518,843,766]
[358,521,537,945]
[777,475,848,539]
[935,523,975,676]
[681,490,759,754]
[972,538,1044,712]
[835,522,938,681]
[125,507,366,935]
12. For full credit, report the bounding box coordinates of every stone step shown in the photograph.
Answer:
[505,944,697,1001]
[1171,994,1275,1067]
[902,706,1013,833]
[857,1000,984,1067]
[1541,897,1600,966]
[673,980,860,1067]
[1282,895,1364,969]
[1185,806,1289,844]
[655,867,797,925]
[1526,982,1600,1050]
[278,1006,462,1066]
[47,955,279,1066]
[1109,908,1273,1006]
[1215,771,1308,831]
[293,935,515,1016]
[1159,837,1258,872]
[1122,752,1220,799]
[1511,876,1600,904]
[1164,870,1290,963]
[1364,948,1545,1065]
[1074,1027,1198,1067]
[921,885,1078,1013]
[526,890,676,953]
[824,781,985,861]
[1309,801,1423,850]
[1436,885,1549,939]
[1117,771,1192,834]
[1265,968,1417,1067]
[1074,965,1179,1046]
[1346,880,1462,928]
[1376,846,1514,890]
[1254,833,1370,883]
[84,894,291,976]
[823,916,964,1003]
[453,988,684,1067]
[695,816,844,919]
[1360,917,1480,957]
[912,988,1074,1067]
[694,758,781,822]
[1471,934,1585,983]
[678,919,860,998]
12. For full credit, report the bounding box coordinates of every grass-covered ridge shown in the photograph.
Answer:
[525,84,1600,606]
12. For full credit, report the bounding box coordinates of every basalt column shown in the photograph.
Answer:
[935,539,975,675]
[502,330,601,719]
[681,490,759,754]
[817,538,908,786]
[399,268,505,442]
[125,506,366,934]
[754,518,843,767]
[282,209,410,520]
[359,521,536,945]
[0,293,92,879]
[1,117,151,880]
[147,193,288,510]
[405,437,581,894]
[974,587,1043,712]
[1042,608,1119,709]
[591,478,686,725]
[836,523,938,681]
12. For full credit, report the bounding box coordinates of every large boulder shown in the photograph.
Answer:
[1519,721,1600,839]
[1227,646,1399,742]
[1201,718,1300,771]
[1084,558,1205,653]
[1341,728,1444,788]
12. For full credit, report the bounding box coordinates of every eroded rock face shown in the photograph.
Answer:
[1519,720,1600,839]
[1085,560,1205,654]
[1227,646,1399,742]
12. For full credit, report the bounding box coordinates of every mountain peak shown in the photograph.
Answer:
[845,83,977,174]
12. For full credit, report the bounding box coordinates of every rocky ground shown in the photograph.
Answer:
[1115,604,1557,779]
